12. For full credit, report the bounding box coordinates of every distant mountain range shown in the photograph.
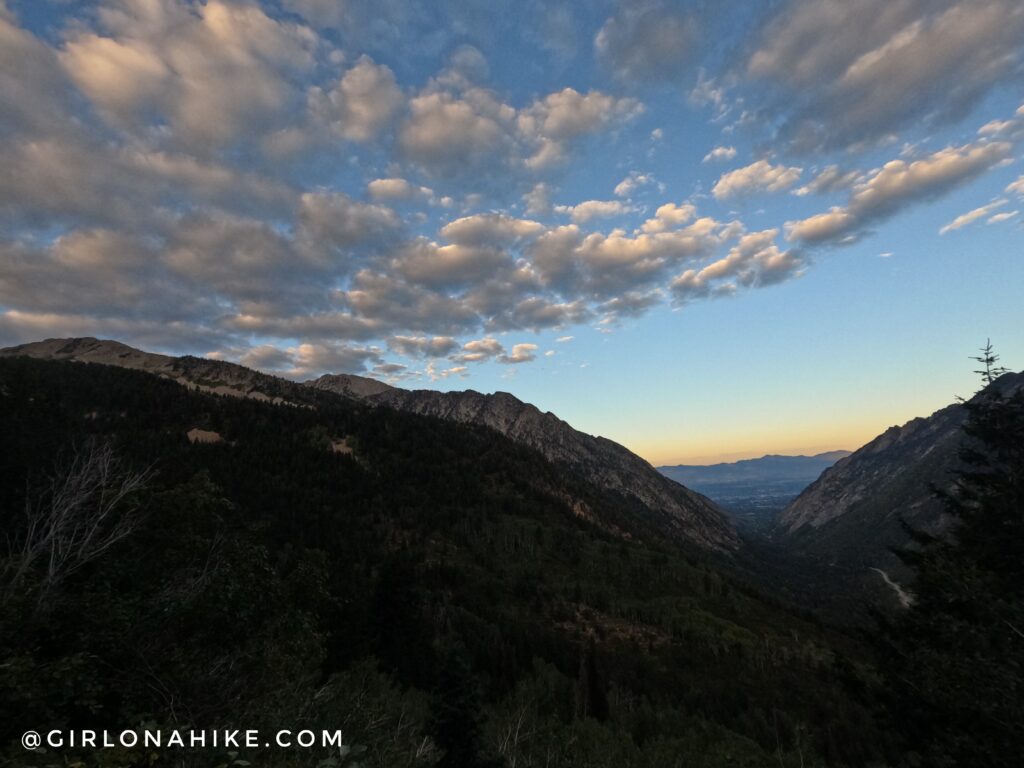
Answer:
[778,371,1024,571]
[659,451,850,490]
[657,452,850,529]
[0,337,737,552]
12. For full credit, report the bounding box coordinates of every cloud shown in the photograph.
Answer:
[61,0,318,148]
[523,183,552,215]
[702,146,737,163]
[309,56,404,142]
[440,214,544,245]
[939,199,1008,235]
[500,343,538,364]
[284,341,385,378]
[387,335,460,358]
[748,0,1024,152]
[518,87,643,170]
[793,165,861,197]
[555,200,633,223]
[787,138,1013,245]
[237,344,296,371]
[784,208,857,244]
[367,177,434,202]
[614,172,656,197]
[640,203,696,234]
[988,210,1018,224]
[448,337,538,365]
[296,192,402,262]
[712,160,802,199]
[0,1,892,378]
[398,90,511,175]
[282,0,348,29]
[595,2,696,82]
[671,229,804,303]
[453,337,504,363]
[396,81,640,182]
[1007,175,1024,196]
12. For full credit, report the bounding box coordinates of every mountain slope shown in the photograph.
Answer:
[0,337,308,404]
[309,377,736,551]
[1,338,736,551]
[0,355,894,767]
[778,371,1024,570]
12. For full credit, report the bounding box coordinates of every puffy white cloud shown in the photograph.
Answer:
[500,343,538,364]
[702,146,737,163]
[640,203,696,234]
[712,160,802,199]
[1007,175,1024,196]
[367,178,434,202]
[519,88,642,170]
[453,337,504,363]
[387,335,460,358]
[555,200,633,223]
[398,89,513,174]
[787,138,1013,244]
[61,0,317,148]
[310,56,403,142]
[614,172,657,197]
[672,229,804,303]
[440,214,544,245]
[784,208,857,244]
[939,199,1008,234]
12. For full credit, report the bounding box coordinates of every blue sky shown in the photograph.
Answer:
[1,0,1022,463]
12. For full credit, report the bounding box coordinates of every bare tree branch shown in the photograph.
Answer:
[1,439,153,609]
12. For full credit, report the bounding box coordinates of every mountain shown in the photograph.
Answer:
[1,338,737,552]
[0,353,894,767]
[660,452,851,488]
[658,452,850,532]
[0,336,307,404]
[311,375,736,551]
[778,371,1024,571]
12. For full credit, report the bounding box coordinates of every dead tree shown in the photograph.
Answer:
[2,439,153,608]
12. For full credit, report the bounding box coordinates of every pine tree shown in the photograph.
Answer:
[879,349,1023,767]
[428,642,506,768]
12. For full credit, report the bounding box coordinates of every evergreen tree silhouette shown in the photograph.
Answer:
[879,346,1023,767]
[428,641,506,768]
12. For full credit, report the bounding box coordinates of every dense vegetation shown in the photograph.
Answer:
[876,367,1024,767]
[1,355,1017,767]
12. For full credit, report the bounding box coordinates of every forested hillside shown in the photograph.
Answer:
[0,358,895,767]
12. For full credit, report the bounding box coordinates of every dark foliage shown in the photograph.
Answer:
[879,371,1024,767]
[0,358,900,766]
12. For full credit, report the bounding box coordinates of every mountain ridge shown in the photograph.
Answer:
[0,337,737,551]
[777,370,1024,569]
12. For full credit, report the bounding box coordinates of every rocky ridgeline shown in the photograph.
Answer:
[778,371,1024,570]
[1,338,738,552]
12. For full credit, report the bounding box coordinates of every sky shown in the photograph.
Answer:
[0,0,1022,464]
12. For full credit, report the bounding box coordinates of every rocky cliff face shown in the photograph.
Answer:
[308,376,737,551]
[778,372,1023,568]
[2,339,737,552]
